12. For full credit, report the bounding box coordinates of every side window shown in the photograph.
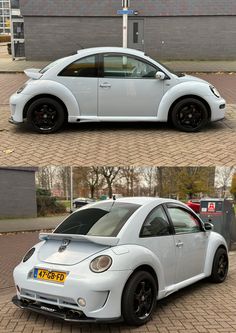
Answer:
[59,55,97,77]
[167,207,202,234]
[140,205,171,237]
[103,54,157,78]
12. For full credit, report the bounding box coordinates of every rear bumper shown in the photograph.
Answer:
[12,295,122,323]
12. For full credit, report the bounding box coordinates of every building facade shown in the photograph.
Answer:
[0,167,37,218]
[19,0,236,60]
[0,0,10,34]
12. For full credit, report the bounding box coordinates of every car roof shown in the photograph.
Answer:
[76,46,146,57]
[104,196,184,207]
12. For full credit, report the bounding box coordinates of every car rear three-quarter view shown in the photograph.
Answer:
[9,47,226,134]
[12,197,229,326]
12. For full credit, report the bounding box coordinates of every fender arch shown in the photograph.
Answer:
[22,80,80,121]
[157,81,212,121]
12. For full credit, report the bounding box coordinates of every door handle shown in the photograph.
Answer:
[99,82,111,88]
[176,241,184,248]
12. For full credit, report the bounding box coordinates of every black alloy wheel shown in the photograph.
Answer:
[209,248,228,283]
[171,98,208,132]
[122,271,157,326]
[27,97,65,133]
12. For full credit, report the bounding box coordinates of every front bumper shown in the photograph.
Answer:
[12,295,122,323]
[209,97,226,122]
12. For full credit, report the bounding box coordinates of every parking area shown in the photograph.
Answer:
[0,73,236,166]
[0,231,236,333]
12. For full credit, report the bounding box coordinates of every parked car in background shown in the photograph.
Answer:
[10,47,225,134]
[12,197,228,325]
[73,197,95,209]
[186,199,201,214]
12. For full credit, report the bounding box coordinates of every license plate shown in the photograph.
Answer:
[34,268,67,283]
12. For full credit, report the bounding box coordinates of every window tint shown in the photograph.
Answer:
[167,207,202,234]
[59,55,97,77]
[54,202,140,237]
[140,205,171,237]
[103,54,157,78]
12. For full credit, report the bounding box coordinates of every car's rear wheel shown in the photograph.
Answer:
[171,98,209,132]
[209,248,228,283]
[27,97,66,133]
[122,271,157,326]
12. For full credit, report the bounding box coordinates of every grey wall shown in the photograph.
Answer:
[0,168,37,218]
[20,0,236,16]
[24,17,122,60]
[24,15,236,60]
[144,16,236,60]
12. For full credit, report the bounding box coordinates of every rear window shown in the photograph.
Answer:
[54,201,140,237]
[40,57,69,74]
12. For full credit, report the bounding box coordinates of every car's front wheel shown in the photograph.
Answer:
[27,97,66,133]
[209,247,228,283]
[122,270,157,326]
[171,98,209,132]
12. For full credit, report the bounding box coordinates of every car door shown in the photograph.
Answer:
[139,205,176,288]
[98,53,165,118]
[166,204,209,284]
[57,54,98,117]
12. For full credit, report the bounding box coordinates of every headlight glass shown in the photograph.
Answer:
[90,255,112,273]
[17,84,27,94]
[22,247,35,262]
[210,85,220,98]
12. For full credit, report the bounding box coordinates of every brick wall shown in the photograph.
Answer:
[20,0,236,17]
[0,168,37,218]
[24,15,236,60]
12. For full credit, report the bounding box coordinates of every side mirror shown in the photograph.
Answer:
[155,71,166,80]
[204,222,214,231]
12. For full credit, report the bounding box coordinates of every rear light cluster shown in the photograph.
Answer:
[23,248,35,263]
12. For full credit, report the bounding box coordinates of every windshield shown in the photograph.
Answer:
[54,201,140,237]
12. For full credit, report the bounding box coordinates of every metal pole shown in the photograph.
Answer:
[122,0,130,48]
[70,166,73,212]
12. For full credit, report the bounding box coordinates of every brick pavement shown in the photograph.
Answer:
[0,232,236,333]
[0,73,236,166]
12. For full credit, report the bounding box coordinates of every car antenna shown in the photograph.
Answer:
[109,195,116,212]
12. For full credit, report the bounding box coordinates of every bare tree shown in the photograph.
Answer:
[215,167,235,197]
[36,167,56,192]
[99,167,121,198]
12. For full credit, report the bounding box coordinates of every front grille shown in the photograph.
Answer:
[20,288,79,310]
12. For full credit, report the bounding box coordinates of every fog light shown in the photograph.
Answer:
[78,298,86,307]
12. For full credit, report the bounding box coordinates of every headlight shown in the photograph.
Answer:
[17,84,27,94]
[210,86,220,98]
[90,255,112,273]
[22,247,35,262]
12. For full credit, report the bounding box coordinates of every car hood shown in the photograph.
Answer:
[38,233,119,265]
[177,74,209,85]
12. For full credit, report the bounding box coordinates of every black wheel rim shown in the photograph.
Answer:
[31,103,58,131]
[217,253,228,280]
[176,103,205,129]
[133,279,154,320]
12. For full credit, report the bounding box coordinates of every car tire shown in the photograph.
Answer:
[171,98,209,132]
[209,248,228,283]
[27,97,66,134]
[122,270,157,326]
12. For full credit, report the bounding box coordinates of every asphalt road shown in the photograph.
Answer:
[0,232,236,333]
[0,73,236,166]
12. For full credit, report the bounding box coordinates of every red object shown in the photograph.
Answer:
[186,200,200,214]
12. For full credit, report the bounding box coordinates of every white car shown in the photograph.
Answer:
[9,47,226,133]
[12,197,228,326]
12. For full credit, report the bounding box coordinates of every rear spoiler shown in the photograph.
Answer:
[39,233,120,246]
[24,68,43,80]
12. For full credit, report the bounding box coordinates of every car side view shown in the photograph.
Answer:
[9,47,226,133]
[12,197,228,326]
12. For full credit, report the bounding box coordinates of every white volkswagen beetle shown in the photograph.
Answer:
[9,47,226,133]
[12,197,228,326]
